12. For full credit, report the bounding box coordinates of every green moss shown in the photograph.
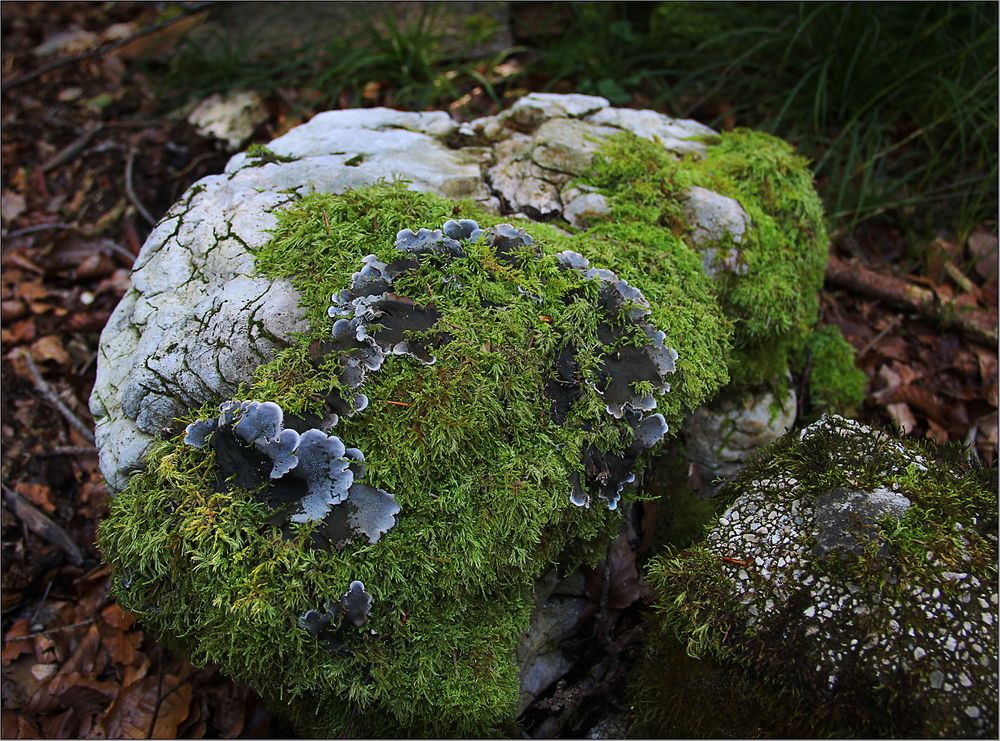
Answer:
[802,324,867,415]
[100,181,734,736]
[582,129,829,391]
[244,144,298,166]
[639,418,998,737]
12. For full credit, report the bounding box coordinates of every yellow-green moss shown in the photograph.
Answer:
[582,129,829,391]
[803,324,867,415]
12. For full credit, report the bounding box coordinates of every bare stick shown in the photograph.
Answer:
[1,484,84,566]
[2,222,75,238]
[826,254,997,346]
[43,125,104,172]
[39,446,100,458]
[857,315,903,358]
[0,3,215,92]
[126,142,157,227]
[14,348,96,445]
[7,617,96,640]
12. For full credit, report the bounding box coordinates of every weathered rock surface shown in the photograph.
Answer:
[92,94,720,492]
[683,385,797,493]
[683,185,751,277]
[187,90,269,150]
[517,568,588,714]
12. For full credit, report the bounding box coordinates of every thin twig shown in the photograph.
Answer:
[126,142,157,227]
[0,3,215,92]
[857,315,903,357]
[39,446,100,458]
[7,617,96,640]
[147,653,166,739]
[43,125,104,172]
[384,400,411,407]
[14,348,96,445]
[148,667,197,738]
[2,483,85,566]
[2,222,75,238]
[28,581,53,627]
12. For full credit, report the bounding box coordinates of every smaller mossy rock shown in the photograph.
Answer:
[802,324,867,415]
[641,415,998,738]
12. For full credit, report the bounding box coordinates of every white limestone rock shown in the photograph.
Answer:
[92,108,493,491]
[684,385,797,493]
[92,95,722,494]
[683,186,752,278]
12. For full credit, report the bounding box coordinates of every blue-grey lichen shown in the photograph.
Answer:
[550,250,677,509]
[643,414,998,738]
[183,399,400,547]
[299,580,373,654]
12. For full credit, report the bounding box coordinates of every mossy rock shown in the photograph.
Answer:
[92,95,832,736]
[640,415,998,738]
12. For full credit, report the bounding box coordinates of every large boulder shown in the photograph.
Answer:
[641,415,999,738]
[93,94,830,736]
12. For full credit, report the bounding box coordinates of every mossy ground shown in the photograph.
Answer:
[639,420,998,737]
[99,125,831,736]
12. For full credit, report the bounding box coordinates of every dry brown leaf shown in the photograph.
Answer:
[97,673,193,739]
[2,318,37,345]
[926,418,950,444]
[2,619,35,665]
[14,482,54,514]
[885,402,917,435]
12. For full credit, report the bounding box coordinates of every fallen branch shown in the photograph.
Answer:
[1,484,84,566]
[14,348,96,445]
[826,254,997,347]
[0,3,214,92]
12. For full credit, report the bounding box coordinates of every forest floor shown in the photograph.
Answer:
[1,2,996,738]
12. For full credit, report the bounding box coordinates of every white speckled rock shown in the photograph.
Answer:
[694,415,998,737]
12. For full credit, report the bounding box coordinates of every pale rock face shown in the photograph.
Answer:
[684,385,797,492]
[517,568,587,713]
[682,186,752,278]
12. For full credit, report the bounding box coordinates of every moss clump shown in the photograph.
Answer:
[639,416,998,738]
[582,129,829,391]
[99,181,733,737]
[803,324,867,415]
